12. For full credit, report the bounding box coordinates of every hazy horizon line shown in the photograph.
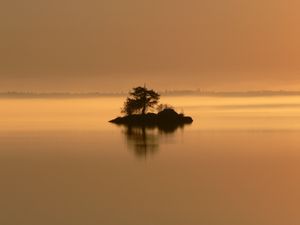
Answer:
[2,90,300,98]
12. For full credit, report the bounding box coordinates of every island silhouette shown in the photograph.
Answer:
[109,86,193,127]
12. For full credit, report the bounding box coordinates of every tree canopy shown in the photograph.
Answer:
[122,86,160,115]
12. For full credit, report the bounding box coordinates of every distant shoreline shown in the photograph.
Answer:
[1,90,300,98]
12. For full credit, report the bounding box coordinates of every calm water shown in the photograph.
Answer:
[1,96,300,225]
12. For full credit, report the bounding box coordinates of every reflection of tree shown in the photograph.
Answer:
[123,126,159,158]
[122,124,187,159]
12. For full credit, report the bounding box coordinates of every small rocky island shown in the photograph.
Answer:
[109,86,193,127]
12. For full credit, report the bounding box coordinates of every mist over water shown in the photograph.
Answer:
[1,95,300,131]
[1,96,300,225]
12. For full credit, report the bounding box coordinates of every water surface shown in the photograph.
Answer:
[1,96,300,225]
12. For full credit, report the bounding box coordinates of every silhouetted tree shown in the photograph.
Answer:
[122,86,160,115]
[156,103,174,112]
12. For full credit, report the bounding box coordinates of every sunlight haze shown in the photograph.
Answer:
[1,0,300,91]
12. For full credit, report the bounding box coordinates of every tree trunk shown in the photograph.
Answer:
[142,105,146,115]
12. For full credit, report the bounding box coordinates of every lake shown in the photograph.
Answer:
[1,95,300,225]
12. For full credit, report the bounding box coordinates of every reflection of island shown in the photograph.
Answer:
[120,123,189,158]
[123,126,159,158]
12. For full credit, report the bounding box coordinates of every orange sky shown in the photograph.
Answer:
[1,0,300,92]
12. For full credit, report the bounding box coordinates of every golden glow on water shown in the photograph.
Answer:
[1,96,300,225]
[1,96,300,131]
[165,96,300,130]
[0,97,123,131]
